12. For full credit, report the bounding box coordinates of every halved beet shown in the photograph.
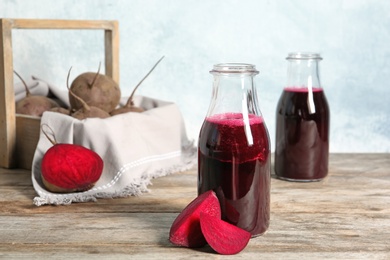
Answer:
[200,212,251,255]
[169,190,221,248]
[41,143,103,193]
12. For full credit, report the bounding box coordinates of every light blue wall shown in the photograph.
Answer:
[1,0,389,152]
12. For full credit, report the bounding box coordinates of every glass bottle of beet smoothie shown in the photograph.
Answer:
[198,63,271,237]
[275,52,330,182]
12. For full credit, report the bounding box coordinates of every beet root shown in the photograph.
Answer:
[67,67,110,120]
[200,212,251,255]
[14,70,60,116]
[69,64,121,113]
[16,95,60,116]
[169,190,221,248]
[71,106,110,120]
[50,107,71,115]
[41,143,103,193]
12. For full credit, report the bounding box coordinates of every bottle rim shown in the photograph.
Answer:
[286,52,323,60]
[210,63,259,75]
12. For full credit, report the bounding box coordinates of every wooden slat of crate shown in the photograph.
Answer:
[0,18,119,169]
[15,115,41,170]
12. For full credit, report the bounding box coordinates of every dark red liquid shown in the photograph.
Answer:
[198,113,270,236]
[275,87,330,181]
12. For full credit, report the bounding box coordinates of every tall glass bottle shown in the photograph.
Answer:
[275,52,330,182]
[198,63,271,237]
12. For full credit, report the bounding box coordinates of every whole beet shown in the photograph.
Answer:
[71,105,110,120]
[16,95,60,116]
[50,107,71,115]
[67,67,110,120]
[69,63,121,113]
[14,71,60,116]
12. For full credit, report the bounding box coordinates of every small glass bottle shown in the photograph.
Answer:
[198,63,271,237]
[275,52,330,182]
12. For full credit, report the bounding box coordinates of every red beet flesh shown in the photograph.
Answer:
[169,190,221,248]
[41,144,103,193]
[200,212,251,255]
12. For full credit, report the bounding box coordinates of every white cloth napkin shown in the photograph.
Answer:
[23,79,196,206]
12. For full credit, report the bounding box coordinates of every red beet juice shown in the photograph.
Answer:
[275,87,330,181]
[198,113,271,236]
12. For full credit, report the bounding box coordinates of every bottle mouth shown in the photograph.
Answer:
[286,52,323,60]
[210,63,259,75]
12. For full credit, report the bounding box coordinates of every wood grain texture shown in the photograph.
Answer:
[0,154,389,259]
[15,115,41,170]
[0,19,16,168]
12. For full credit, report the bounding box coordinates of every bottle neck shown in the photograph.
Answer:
[286,53,322,90]
[285,52,323,114]
[207,71,261,118]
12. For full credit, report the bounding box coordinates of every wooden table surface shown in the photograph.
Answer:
[0,153,389,259]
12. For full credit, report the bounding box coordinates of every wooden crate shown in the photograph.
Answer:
[0,18,119,169]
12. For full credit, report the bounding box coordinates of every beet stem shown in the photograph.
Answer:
[67,67,91,112]
[90,62,102,89]
[41,124,57,146]
[14,70,31,97]
[126,56,165,107]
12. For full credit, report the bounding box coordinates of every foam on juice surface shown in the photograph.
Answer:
[284,86,323,92]
[206,113,264,126]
